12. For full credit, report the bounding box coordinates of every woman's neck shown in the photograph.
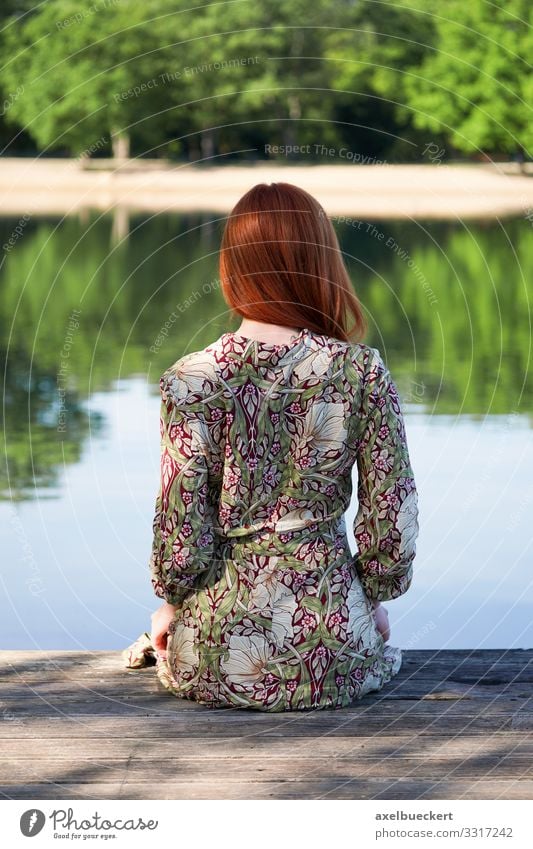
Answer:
[236,318,301,345]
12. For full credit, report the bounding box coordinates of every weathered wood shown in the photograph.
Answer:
[0,649,532,800]
[0,711,523,737]
[2,681,531,704]
[2,756,532,784]
[2,779,533,801]
[4,735,533,759]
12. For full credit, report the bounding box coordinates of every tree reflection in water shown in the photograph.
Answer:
[1,211,531,500]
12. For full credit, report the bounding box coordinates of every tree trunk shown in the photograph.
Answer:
[111,206,130,244]
[200,128,215,162]
[112,130,130,160]
[283,95,301,154]
[188,134,201,162]
[515,146,527,175]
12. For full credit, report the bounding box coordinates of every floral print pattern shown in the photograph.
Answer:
[126,327,419,711]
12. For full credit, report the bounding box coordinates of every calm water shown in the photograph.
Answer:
[1,212,532,650]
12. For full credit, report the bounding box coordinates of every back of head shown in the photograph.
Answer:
[219,182,367,342]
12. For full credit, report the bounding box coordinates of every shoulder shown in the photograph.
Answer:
[305,335,389,391]
[160,346,220,407]
[304,333,380,372]
[343,342,388,385]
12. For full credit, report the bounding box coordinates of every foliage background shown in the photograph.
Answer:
[1,0,531,162]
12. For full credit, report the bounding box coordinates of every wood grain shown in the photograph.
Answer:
[1,649,532,800]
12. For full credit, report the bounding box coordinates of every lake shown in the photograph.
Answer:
[1,211,532,651]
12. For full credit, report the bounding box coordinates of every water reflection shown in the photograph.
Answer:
[1,211,531,649]
[2,212,531,501]
[1,350,103,501]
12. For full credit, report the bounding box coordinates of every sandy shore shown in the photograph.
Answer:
[0,158,532,219]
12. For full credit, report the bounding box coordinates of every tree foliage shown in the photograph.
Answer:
[402,0,533,156]
[0,0,530,160]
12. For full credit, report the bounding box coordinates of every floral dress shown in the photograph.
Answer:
[124,327,419,711]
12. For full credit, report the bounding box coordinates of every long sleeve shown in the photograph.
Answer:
[352,347,419,602]
[149,373,217,606]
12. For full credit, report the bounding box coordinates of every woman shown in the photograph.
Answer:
[124,182,419,711]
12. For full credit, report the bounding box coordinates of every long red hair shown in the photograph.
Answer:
[219,182,367,342]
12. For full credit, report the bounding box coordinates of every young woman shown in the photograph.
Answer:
[124,182,419,711]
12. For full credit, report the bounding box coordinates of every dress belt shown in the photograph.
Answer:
[213,512,348,557]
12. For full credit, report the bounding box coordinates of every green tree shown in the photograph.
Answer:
[177,0,363,157]
[403,0,533,160]
[325,0,440,160]
[0,0,192,157]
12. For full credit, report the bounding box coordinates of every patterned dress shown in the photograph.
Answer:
[126,327,419,711]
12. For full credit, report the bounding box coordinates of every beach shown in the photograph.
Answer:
[1,158,532,219]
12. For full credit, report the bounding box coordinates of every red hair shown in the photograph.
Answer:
[219,182,367,342]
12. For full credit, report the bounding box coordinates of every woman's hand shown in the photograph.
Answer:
[151,602,178,660]
[371,600,391,642]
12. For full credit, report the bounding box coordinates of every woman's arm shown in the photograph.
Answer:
[352,347,419,602]
[149,373,218,608]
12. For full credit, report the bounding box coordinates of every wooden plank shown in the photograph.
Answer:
[3,665,533,689]
[1,681,531,704]
[2,779,532,801]
[0,649,531,801]
[3,654,532,677]
[3,734,533,760]
[0,708,528,737]
[0,701,523,730]
[1,755,532,784]
[2,649,531,673]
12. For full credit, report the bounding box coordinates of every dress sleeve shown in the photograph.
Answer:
[149,373,217,606]
[352,347,419,602]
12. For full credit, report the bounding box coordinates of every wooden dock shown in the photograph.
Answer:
[1,649,532,800]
